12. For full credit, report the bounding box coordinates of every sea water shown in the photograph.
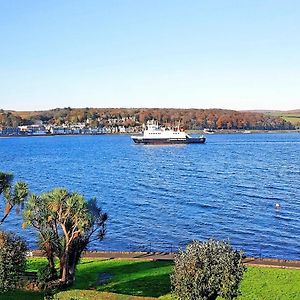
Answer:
[0,133,299,259]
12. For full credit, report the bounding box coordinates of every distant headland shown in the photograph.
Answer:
[0,107,299,137]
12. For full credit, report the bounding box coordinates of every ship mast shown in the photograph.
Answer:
[177,120,181,132]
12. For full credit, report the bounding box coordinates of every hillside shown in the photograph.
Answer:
[0,107,295,130]
[264,110,300,126]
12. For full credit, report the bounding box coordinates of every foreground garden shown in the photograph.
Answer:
[1,257,300,300]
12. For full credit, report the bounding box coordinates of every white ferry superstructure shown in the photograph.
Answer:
[131,121,206,145]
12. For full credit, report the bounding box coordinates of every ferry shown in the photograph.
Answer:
[131,121,206,145]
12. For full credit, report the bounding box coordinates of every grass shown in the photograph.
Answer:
[236,267,300,300]
[269,112,300,125]
[284,117,300,125]
[73,259,172,297]
[55,290,157,300]
[26,257,48,272]
[0,258,299,299]
[280,115,300,125]
[0,290,43,300]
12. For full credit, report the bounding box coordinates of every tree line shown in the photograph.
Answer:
[0,107,295,130]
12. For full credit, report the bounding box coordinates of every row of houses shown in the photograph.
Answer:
[0,124,141,137]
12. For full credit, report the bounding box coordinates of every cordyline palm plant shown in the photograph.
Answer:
[0,171,29,225]
[23,188,108,285]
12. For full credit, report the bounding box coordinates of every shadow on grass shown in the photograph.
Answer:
[25,258,173,298]
[93,260,172,276]
[0,290,44,300]
[98,273,171,298]
[74,260,173,297]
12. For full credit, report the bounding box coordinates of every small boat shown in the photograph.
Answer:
[203,128,215,134]
[131,121,206,145]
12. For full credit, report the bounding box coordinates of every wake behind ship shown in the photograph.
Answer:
[131,121,206,145]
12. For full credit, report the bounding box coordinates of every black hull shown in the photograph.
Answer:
[132,137,206,144]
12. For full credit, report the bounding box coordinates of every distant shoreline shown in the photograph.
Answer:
[0,133,124,139]
[1,129,299,139]
[188,129,300,134]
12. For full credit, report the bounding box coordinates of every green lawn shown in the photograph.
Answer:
[0,258,299,300]
[55,290,157,300]
[74,259,172,297]
[237,267,300,300]
[269,112,300,125]
[281,115,300,125]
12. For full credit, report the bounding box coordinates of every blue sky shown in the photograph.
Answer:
[0,0,299,111]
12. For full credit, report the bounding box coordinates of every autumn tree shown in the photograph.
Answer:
[23,188,108,285]
[171,239,245,300]
[1,108,294,131]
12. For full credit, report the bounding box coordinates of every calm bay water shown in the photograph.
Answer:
[0,133,300,259]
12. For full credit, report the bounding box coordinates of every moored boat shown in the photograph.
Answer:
[203,128,215,134]
[131,121,206,144]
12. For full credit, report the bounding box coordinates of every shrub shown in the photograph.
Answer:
[0,231,27,292]
[171,239,245,300]
[37,264,58,286]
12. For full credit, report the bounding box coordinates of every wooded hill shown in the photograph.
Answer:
[0,108,295,130]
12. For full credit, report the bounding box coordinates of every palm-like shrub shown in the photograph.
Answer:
[0,171,29,225]
[23,188,108,285]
